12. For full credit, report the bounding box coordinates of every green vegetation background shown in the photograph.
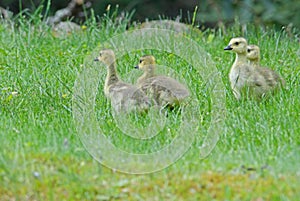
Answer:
[0,5,300,201]
[1,0,300,28]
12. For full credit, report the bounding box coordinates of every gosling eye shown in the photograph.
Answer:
[235,42,239,45]
[99,53,102,56]
[139,60,142,64]
[247,49,251,53]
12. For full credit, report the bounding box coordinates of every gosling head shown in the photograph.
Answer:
[135,55,156,72]
[247,44,260,62]
[224,37,248,54]
[94,49,115,66]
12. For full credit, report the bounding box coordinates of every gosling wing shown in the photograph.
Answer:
[139,76,190,106]
[108,82,151,113]
[257,67,285,88]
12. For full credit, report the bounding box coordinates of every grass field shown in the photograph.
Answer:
[0,9,300,200]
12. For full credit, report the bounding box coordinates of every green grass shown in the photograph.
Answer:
[0,9,300,200]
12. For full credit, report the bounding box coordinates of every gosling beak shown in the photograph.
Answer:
[94,58,99,61]
[224,45,233,50]
[134,65,139,69]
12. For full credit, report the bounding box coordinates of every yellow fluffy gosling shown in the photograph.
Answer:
[135,55,190,108]
[224,37,284,100]
[94,49,151,113]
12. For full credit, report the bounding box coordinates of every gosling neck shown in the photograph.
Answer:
[249,59,260,67]
[234,52,248,68]
[105,62,119,86]
[137,64,156,84]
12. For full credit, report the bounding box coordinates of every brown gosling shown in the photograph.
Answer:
[135,55,190,108]
[224,37,284,100]
[94,49,151,113]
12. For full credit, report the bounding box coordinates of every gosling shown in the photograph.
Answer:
[224,37,284,100]
[94,49,151,113]
[135,55,190,108]
[247,44,285,87]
